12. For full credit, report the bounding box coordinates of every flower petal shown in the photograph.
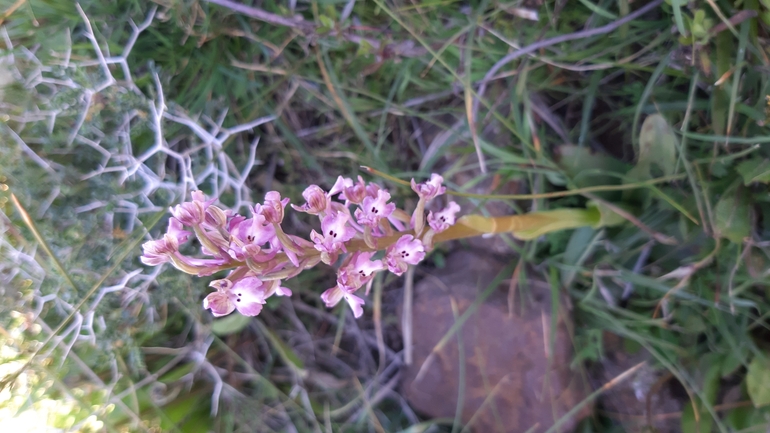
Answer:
[321,286,344,308]
[204,292,235,317]
[231,277,267,316]
[345,293,365,318]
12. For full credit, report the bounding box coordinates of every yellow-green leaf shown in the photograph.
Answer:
[508,208,600,240]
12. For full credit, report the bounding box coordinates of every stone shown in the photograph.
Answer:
[400,250,589,432]
[594,332,684,433]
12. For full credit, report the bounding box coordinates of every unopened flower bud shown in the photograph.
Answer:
[209,279,233,291]
[191,190,207,202]
[261,191,289,224]
[170,201,205,226]
[205,205,228,228]
[344,177,368,204]
[291,185,328,215]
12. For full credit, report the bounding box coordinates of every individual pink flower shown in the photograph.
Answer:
[140,237,175,266]
[338,252,383,290]
[170,190,215,226]
[170,201,204,227]
[321,285,366,318]
[229,209,276,261]
[319,252,382,318]
[385,235,426,276]
[411,174,446,201]
[291,185,329,215]
[167,217,191,244]
[260,191,290,224]
[311,211,356,254]
[354,190,395,228]
[203,276,266,317]
[329,175,368,204]
[427,201,461,233]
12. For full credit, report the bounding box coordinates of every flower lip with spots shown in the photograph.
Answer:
[233,210,276,246]
[339,251,383,290]
[354,189,395,229]
[385,235,426,276]
[427,201,461,233]
[203,276,266,317]
[312,210,356,254]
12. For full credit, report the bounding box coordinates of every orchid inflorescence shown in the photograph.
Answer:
[140,174,460,318]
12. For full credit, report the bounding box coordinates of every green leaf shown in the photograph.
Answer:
[637,114,678,177]
[319,15,335,32]
[356,39,375,57]
[714,191,751,243]
[721,347,748,378]
[211,314,252,336]
[747,356,770,407]
[736,158,770,185]
[556,144,629,188]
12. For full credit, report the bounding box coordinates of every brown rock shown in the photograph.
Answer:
[401,250,589,432]
[595,332,684,433]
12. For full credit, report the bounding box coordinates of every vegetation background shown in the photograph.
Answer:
[1,0,770,431]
